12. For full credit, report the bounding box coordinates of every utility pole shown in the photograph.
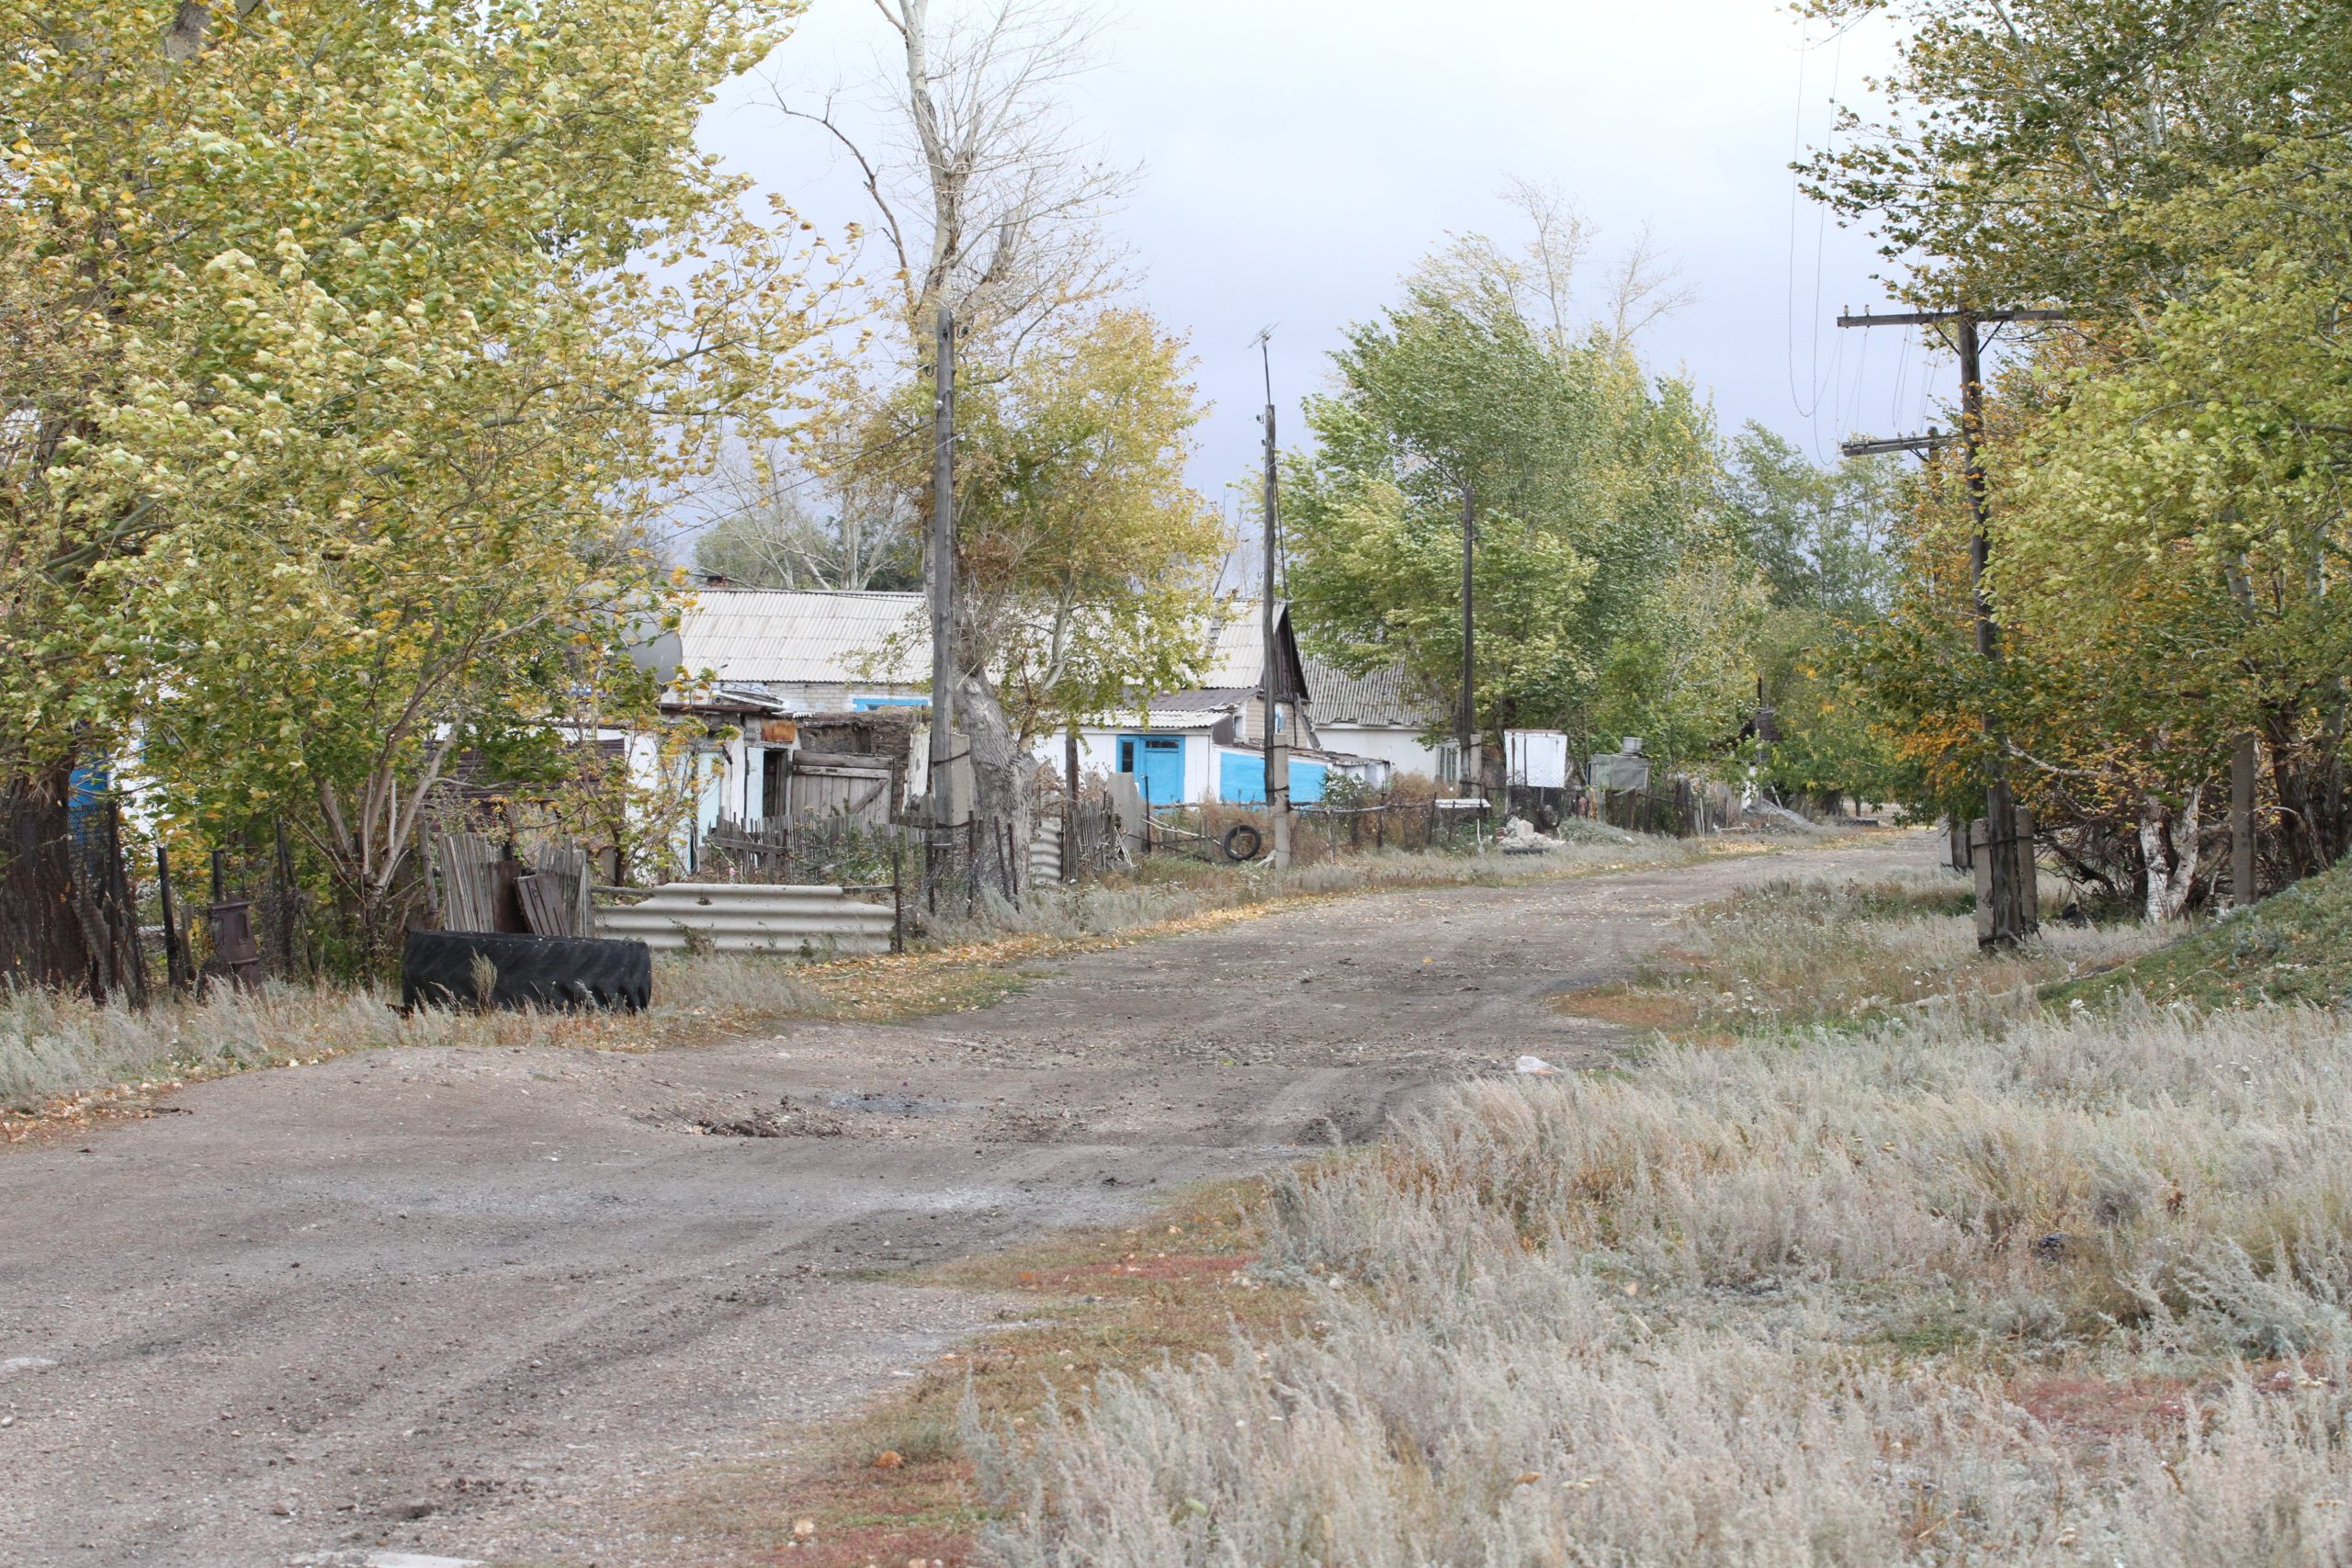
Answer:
[1256,331,1291,868]
[2232,733,2258,907]
[1840,305,2064,948]
[1458,480,1476,796]
[1063,722,1080,884]
[926,304,957,909]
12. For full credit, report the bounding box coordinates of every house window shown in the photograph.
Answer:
[1438,741,1459,784]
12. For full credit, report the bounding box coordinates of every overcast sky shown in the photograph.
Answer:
[696,0,1945,528]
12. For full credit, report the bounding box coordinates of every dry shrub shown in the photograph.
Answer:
[1642,872,2169,1031]
[0,952,819,1110]
[980,997,2352,1565]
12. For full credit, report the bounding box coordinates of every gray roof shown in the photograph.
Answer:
[1303,655,1437,729]
[677,589,926,685]
[1197,603,1267,687]
[1196,599,1311,688]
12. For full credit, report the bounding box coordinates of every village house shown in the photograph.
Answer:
[1299,654,1454,783]
[1059,597,1389,808]
[630,589,932,844]
[639,588,1420,835]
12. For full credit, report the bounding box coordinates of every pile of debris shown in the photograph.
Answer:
[1552,817,1641,848]
[1739,799,1832,837]
[1498,817,1558,855]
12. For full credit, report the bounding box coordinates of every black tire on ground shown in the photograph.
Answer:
[1222,823,1265,863]
[401,930,652,1013]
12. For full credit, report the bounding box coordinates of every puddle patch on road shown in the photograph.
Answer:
[822,1090,969,1117]
[702,1097,848,1137]
[656,1096,849,1138]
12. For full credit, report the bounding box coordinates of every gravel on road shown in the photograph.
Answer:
[0,834,1926,1567]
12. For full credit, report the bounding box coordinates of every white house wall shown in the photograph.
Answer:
[1037,727,1218,805]
[1318,725,1447,780]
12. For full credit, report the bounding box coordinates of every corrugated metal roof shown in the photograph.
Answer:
[1303,655,1437,729]
[678,589,927,685]
[679,589,1301,704]
[1085,699,1238,731]
[1147,705,1237,729]
[1197,600,1284,688]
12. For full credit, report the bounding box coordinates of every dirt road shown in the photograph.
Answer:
[0,834,1923,1567]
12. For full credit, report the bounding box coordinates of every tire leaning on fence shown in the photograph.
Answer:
[400,930,651,1013]
[1221,824,1264,863]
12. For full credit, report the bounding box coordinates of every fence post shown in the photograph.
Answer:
[156,844,188,994]
[103,801,147,1009]
[890,834,905,954]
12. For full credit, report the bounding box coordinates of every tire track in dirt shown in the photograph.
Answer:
[0,834,1927,1567]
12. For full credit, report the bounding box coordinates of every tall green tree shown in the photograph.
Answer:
[1804,0,2352,897]
[1285,232,1746,775]
[1722,426,1906,803]
[834,307,1227,749]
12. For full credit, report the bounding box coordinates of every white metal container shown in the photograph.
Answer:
[594,883,893,956]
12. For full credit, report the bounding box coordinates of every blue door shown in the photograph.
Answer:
[1117,735,1185,808]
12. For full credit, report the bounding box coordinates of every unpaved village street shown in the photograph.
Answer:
[0,835,1922,1567]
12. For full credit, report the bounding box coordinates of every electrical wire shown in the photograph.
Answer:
[1888,324,1911,430]
[1789,27,1846,448]
[1782,21,1817,420]
[674,420,934,537]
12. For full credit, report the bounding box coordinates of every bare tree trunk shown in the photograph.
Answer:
[2140,785,2202,922]
[955,660,1030,902]
[2262,705,2328,882]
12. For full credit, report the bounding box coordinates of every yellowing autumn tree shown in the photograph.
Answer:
[1806,0,2352,908]
[0,1,835,970]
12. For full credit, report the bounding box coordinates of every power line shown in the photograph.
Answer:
[1786,25,1845,440]
[1841,304,2069,950]
[677,421,935,536]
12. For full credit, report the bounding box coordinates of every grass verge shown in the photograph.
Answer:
[1559,867,2168,1042]
[982,1000,2352,1566]
[2049,855,2352,1010]
[645,1180,1309,1568]
[958,855,2352,1565]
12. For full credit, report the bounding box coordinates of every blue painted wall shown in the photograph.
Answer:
[1217,751,1327,805]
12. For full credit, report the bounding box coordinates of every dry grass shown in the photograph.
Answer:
[1574,870,2171,1038]
[982,1000,2352,1566]
[648,1182,1309,1568]
[975,870,2352,1566]
[922,833,1702,947]
[0,953,820,1134]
